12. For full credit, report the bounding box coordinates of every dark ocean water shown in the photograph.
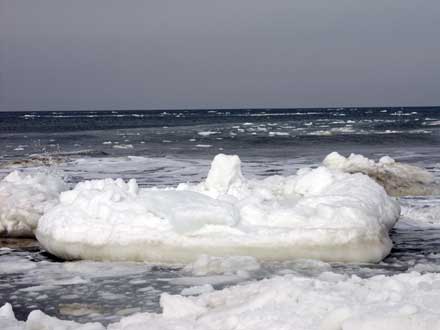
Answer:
[1,107,439,133]
[1,107,439,161]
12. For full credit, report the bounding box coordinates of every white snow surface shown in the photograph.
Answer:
[323,152,438,196]
[2,271,440,330]
[0,302,104,330]
[36,154,400,263]
[0,170,67,237]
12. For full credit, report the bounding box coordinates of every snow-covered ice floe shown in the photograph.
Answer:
[323,152,438,196]
[2,271,440,330]
[0,171,66,237]
[36,154,400,263]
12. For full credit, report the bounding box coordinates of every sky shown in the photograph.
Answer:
[1,0,439,110]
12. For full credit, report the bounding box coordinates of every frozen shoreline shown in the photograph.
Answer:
[2,270,440,330]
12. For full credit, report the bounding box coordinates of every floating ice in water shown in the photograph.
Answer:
[36,154,400,263]
[0,255,37,274]
[183,255,260,276]
[2,271,440,330]
[0,171,67,237]
[268,131,289,136]
[400,196,440,227]
[425,120,440,126]
[323,152,438,196]
[197,131,218,136]
[112,144,134,149]
[180,284,214,296]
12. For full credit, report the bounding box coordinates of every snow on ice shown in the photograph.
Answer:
[36,154,400,263]
[0,171,66,237]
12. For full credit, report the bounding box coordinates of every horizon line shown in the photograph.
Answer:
[0,105,439,112]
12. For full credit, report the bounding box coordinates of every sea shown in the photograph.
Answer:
[1,107,439,324]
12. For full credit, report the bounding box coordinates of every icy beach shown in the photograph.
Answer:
[1,108,440,329]
[2,270,440,330]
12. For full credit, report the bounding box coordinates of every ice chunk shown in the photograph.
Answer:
[204,153,244,195]
[323,152,438,196]
[180,284,214,296]
[36,154,400,263]
[160,293,207,318]
[0,303,15,319]
[27,309,105,330]
[0,303,25,330]
[37,178,240,261]
[0,303,105,330]
[0,171,67,237]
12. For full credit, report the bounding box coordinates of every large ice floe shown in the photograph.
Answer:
[2,271,440,330]
[0,171,66,237]
[323,152,438,196]
[36,154,400,263]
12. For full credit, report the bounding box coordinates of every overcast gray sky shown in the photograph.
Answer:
[1,0,439,110]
